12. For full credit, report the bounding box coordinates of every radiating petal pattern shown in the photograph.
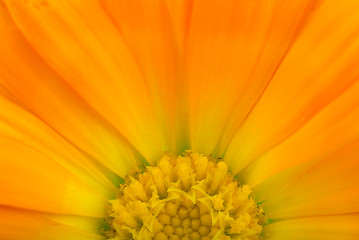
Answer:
[0,0,359,239]
[103,0,192,154]
[225,0,359,174]
[0,90,117,195]
[0,1,140,177]
[188,0,317,156]
[243,78,359,188]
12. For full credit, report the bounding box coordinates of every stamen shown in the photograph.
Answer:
[105,151,264,240]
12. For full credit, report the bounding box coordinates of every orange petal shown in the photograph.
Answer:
[225,0,359,173]
[163,0,193,53]
[103,0,192,153]
[3,0,166,164]
[47,214,107,237]
[263,214,359,240]
[241,77,359,188]
[0,137,107,217]
[254,140,359,219]
[0,2,139,176]
[0,206,105,240]
[0,92,117,198]
[188,0,316,156]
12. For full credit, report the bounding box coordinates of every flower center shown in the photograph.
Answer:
[105,151,264,240]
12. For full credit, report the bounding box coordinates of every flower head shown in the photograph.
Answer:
[1,0,359,239]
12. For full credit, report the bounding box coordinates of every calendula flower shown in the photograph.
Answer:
[1,0,359,239]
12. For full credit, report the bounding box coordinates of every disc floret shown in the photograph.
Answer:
[105,151,264,240]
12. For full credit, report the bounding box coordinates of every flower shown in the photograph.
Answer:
[1,0,359,239]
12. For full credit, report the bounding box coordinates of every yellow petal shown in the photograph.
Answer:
[0,206,105,240]
[225,0,359,174]
[187,0,316,156]
[263,214,359,240]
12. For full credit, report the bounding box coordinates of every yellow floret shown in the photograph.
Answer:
[105,151,264,240]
